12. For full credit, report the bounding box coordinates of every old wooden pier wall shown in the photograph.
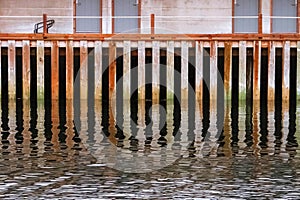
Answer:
[0,34,300,106]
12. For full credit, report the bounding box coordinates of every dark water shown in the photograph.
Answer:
[0,98,300,199]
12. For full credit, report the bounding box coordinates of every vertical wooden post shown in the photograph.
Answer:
[22,40,30,100]
[151,14,155,34]
[37,40,44,100]
[123,41,131,100]
[80,40,88,100]
[239,41,247,101]
[0,41,1,99]
[253,41,261,100]
[152,41,160,103]
[138,41,146,100]
[51,41,59,99]
[210,41,218,103]
[51,99,59,149]
[167,41,174,100]
[224,42,232,101]
[258,13,263,34]
[66,99,74,148]
[195,41,203,101]
[95,41,102,100]
[43,14,48,34]
[297,41,300,100]
[268,41,275,101]
[181,41,189,101]
[282,41,290,102]
[8,40,16,100]
[66,41,73,100]
[109,42,116,101]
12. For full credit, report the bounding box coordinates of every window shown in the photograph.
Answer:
[234,0,259,33]
[76,0,101,32]
[114,0,139,33]
[272,0,297,33]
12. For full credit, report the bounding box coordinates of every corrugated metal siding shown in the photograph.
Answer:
[114,0,138,33]
[272,0,297,33]
[234,0,258,33]
[76,0,100,32]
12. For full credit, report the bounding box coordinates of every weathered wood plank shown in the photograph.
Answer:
[181,41,189,101]
[22,40,30,100]
[253,41,261,100]
[210,41,218,106]
[51,41,59,100]
[297,41,300,100]
[138,41,146,100]
[195,41,203,101]
[282,41,290,102]
[239,41,247,101]
[66,41,73,100]
[109,42,116,101]
[94,41,102,100]
[37,40,44,100]
[268,41,275,102]
[224,42,232,101]
[80,40,88,100]
[123,41,131,100]
[167,41,174,100]
[152,41,160,103]
[8,40,16,100]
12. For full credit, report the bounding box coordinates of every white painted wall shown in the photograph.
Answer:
[0,0,73,33]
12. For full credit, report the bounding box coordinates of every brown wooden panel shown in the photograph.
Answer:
[22,40,30,99]
[51,41,59,99]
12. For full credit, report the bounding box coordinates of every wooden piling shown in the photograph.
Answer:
[80,41,88,100]
[210,41,218,104]
[224,42,232,101]
[66,41,73,100]
[297,41,300,100]
[8,40,16,100]
[123,41,131,100]
[138,41,146,100]
[51,41,59,100]
[109,42,116,101]
[22,40,30,100]
[239,41,247,101]
[37,40,44,100]
[253,41,261,100]
[181,41,189,101]
[167,41,174,100]
[94,41,102,100]
[152,41,160,103]
[282,41,290,102]
[268,41,275,102]
[195,41,203,101]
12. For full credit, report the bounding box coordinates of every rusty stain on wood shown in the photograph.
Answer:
[22,40,30,99]
[66,41,73,100]
[224,42,232,101]
[152,41,160,103]
[195,41,203,101]
[282,41,290,102]
[210,41,218,104]
[138,41,146,100]
[94,41,102,100]
[268,41,275,101]
[80,40,88,100]
[51,41,59,99]
[37,40,44,100]
[8,40,16,100]
[253,41,261,100]
[109,42,116,101]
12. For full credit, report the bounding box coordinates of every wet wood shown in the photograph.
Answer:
[195,41,203,101]
[80,40,88,100]
[282,41,290,102]
[109,42,116,101]
[239,41,247,101]
[181,41,188,101]
[94,41,102,100]
[297,41,300,100]
[152,41,160,103]
[37,40,44,100]
[66,41,73,100]
[253,41,261,100]
[138,41,146,100]
[268,41,275,102]
[167,41,174,100]
[224,42,232,101]
[22,40,30,100]
[51,41,59,100]
[123,41,131,100]
[210,41,218,104]
[8,40,16,100]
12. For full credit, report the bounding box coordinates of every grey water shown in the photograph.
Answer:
[0,98,300,199]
